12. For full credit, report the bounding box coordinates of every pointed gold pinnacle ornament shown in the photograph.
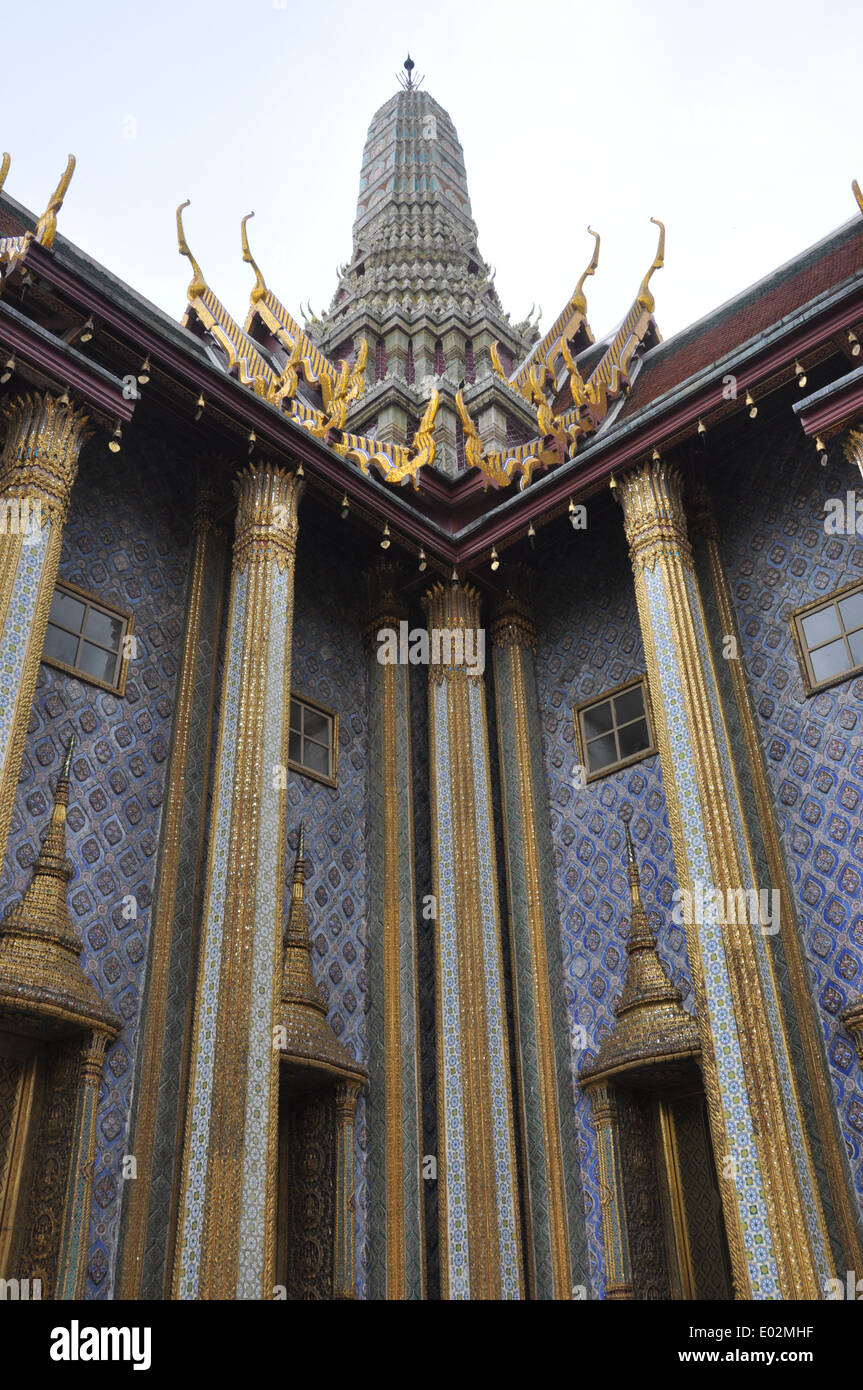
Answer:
[0,733,118,1035]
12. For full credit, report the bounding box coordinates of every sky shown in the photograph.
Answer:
[2,0,861,345]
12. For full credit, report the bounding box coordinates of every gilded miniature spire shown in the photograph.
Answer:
[0,733,118,1034]
[241,212,267,306]
[277,824,366,1081]
[34,154,76,250]
[0,153,10,195]
[579,819,699,1083]
[636,217,665,312]
[176,200,207,300]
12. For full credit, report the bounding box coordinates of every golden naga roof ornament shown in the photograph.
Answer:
[240,211,267,306]
[455,388,484,470]
[853,179,863,217]
[339,386,438,489]
[33,153,76,250]
[0,152,10,195]
[572,225,601,314]
[176,200,208,300]
[636,216,665,313]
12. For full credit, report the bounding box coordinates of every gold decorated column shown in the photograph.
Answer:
[614,457,832,1299]
[490,573,588,1299]
[364,564,425,1299]
[119,478,228,1299]
[423,581,523,1300]
[0,392,90,868]
[333,1080,362,1300]
[690,481,863,1279]
[173,462,303,1300]
[583,1085,632,1300]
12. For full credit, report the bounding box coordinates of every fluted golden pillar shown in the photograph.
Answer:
[690,482,863,1279]
[173,463,303,1300]
[333,1080,362,1300]
[614,458,832,1299]
[363,564,425,1300]
[585,1085,633,1300]
[119,479,228,1299]
[490,573,588,1299]
[0,392,89,868]
[423,581,523,1300]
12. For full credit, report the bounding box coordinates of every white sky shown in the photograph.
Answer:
[2,0,861,345]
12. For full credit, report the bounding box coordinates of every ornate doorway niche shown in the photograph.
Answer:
[579,825,733,1301]
[275,827,366,1300]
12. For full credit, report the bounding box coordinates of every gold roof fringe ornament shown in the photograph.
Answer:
[240,211,267,306]
[341,385,438,488]
[579,820,699,1087]
[636,217,666,313]
[33,154,76,250]
[175,200,208,300]
[0,732,119,1036]
[277,824,367,1084]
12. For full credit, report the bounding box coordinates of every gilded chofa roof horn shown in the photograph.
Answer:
[176,200,207,300]
[572,226,601,313]
[241,211,267,306]
[636,216,665,313]
[0,153,10,195]
[853,179,863,217]
[34,153,76,250]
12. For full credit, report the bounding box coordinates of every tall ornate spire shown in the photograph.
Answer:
[0,734,118,1034]
[579,821,699,1084]
[277,825,366,1081]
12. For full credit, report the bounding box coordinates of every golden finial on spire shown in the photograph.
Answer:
[572,225,600,312]
[292,821,306,895]
[33,154,76,250]
[241,211,267,306]
[176,200,207,300]
[0,153,10,195]
[853,179,863,217]
[636,216,665,312]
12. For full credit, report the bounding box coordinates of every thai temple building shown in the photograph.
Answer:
[2,56,863,1302]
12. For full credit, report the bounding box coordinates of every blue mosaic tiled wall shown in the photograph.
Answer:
[285,515,371,1297]
[0,432,194,1299]
[711,413,863,1209]
[532,506,692,1298]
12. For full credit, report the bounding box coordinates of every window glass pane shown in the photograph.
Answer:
[618,718,651,759]
[301,740,330,776]
[582,699,613,740]
[613,686,645,726]
[49,590,86,632]
[78,641,116,685]
[302,708,330,743]
[848,627,863,666]
[289,700,301,734]
[85,607,123,650]
[838,590,863,633]
[43,623,79,666]
[809,638,850,685]
[586,732,617,773]
[801,605,841,650]
[289,730,302,763]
